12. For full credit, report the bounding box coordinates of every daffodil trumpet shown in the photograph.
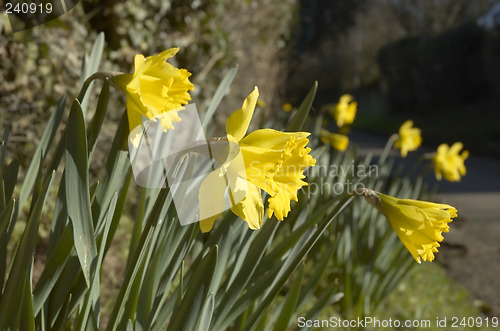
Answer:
[354,188,457,263]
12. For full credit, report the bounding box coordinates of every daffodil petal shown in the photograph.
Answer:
[200,214,220,233]
[199,167,230,222]
[127,101,146,147]
[239,128,310,149]
[230,182,264,230]
[226,87,259,142]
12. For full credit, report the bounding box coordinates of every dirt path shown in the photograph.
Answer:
[350,130,500,315]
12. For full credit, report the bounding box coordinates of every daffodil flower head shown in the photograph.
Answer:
[394,120,422,157]
[356,188,457,263]
[112,48,194,146]
[432,142,469,182]
[331,94,357,128]
[320,129,349,151]
[199,87,316,232]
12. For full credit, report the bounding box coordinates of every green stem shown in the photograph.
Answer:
[77,71,123,102]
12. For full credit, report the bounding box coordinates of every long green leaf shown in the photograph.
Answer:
[212,221,279,329]
[33,225,73,316]
[0,171,54,329]
[3,158,19,205]
[80,32,105,115]
[167,246,218,331]
[202,65,238,129]
[87,79,109,157]
[19,94,66,209]
[197,293,214,331]
[286,81,317,131]
[65,99,97,287]
[0,199,15,289]
[273,264,304,331]
[240,196,353,331]
[75,193,118,330]
[19,256,35,331]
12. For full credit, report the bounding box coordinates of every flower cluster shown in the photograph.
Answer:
[319,94,358,151]
[390,120,468,182]
[111,48,461,264]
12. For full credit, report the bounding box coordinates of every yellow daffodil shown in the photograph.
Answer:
[357,188,457,263]
[112,48,194,145]
[331,94,357,128]
[432,142,469,182]
[394,120,422,157]
[282,102,293,112]
[320,129,349,151]
[199,87,316,232]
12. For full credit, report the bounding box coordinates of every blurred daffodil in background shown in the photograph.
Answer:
[331,94,357,128]
[112,48,194,145]
[282,102,293,112]
[394,120,422,157]
[431,142,469,182]
[199,87,316,232]
[320,129,349,151]
[357,188,457,263]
